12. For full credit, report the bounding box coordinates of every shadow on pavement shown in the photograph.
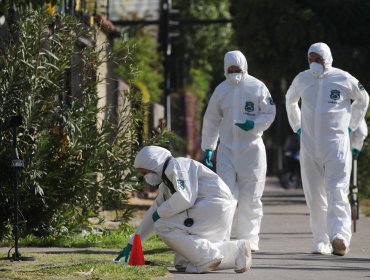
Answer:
[41,247,173,256]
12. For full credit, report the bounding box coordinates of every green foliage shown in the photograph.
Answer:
[231,0,370,95]
[0,0,49,15]
[114,34,163,102]
[358,113,370,198]
[159,0,235,158]
[174,0,235,98]
[1,226,134,248]
[0,10,143,238]
[187,68,212,108]
[112,29,169,153]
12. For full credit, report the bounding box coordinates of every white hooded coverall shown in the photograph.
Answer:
[285,43,369,253]
[201,51,276,250]
[133,146,250,273]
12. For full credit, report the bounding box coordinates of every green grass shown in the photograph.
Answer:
[0,235,174,280]
[0,226,135,248]
[21,230,128,248]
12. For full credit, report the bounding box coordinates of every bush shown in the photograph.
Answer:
[0,10,164,238]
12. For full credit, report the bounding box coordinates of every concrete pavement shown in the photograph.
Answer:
[156,177,370,280]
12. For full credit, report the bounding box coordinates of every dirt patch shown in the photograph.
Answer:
[128,196,155,207]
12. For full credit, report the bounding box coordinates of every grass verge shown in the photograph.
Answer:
[0,235,173,280]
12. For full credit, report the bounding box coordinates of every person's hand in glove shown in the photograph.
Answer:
[203,149,213,169]
[352,148,361,159]
[152,210,160,222]
[235,120,254,131]
[297,128,302,136]
[114,243,132,263]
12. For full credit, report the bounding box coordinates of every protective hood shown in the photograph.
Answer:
[307,42,333,69]
[134,146,172,175]
[224,50,248,83]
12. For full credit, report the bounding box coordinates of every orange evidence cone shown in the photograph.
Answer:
[128,234,145,265]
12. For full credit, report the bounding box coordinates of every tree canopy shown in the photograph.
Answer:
[230,0,370,194]
[173,0,235,99]
[231,0,370,91]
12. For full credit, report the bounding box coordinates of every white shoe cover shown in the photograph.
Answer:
[185,257,223,274]
[311,242,332,255]
[235,240,252,273]
[331,239,348,256]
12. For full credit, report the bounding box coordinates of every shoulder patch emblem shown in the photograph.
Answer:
[358,82,365,91]
[176,179,186,190]
[330,89,340,100]
[244,101,254,112]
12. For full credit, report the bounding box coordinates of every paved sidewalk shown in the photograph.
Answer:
[156,177,370,280]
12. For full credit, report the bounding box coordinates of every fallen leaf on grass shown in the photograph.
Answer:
[75,267,94,275]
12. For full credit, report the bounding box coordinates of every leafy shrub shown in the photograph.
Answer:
[0,9,165,238]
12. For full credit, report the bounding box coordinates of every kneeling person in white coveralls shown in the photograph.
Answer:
[285,42,369,256]
[120,146,252,273]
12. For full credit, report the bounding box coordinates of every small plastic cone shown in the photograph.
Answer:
[128,234,145,265]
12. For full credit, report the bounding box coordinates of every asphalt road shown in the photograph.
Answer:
[155,178,370,280]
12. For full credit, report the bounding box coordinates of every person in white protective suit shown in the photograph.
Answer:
[201,50,276,251]
[118,146,252,274]
[285,42,369,256]
[350,118,368,158]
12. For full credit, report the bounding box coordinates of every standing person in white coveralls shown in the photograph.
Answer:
[201,50,276,251]
[285,42,369,256]
[118,146,252,274]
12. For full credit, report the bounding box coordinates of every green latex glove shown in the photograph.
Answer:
[297,128,302,136]
[152,210,160,222]
[348,127,352,134]
[352,148,360,158]
[114,243,132,262]
[203,149,213,168]
[235,120,254,131]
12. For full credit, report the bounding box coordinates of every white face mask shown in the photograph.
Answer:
[144,173,162,186]
[310,62,324,77]
[227,73,243,85]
